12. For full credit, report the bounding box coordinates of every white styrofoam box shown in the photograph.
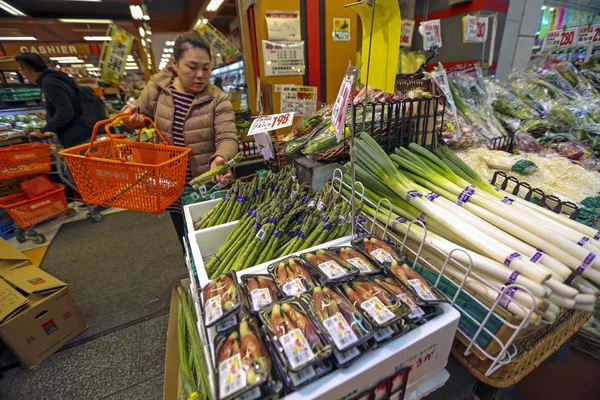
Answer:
[184,199,237,234]
[281,303,460,400]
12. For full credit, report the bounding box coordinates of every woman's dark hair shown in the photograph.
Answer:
[15,52,48,72]
[173,31,211,62]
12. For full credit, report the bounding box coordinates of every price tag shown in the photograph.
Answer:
[323,313,359,350]
[370,248,395,264]
[250,288,272,311]
[463,15,488,43]
[205,295,223,325]
[400,20,415,48]
[347,257,372,273]
[543,27,578,51]
[219,354,246,399]
[332,72,355,141]
[248,112,295,136]
[316,199,326,212]
[373,326,394,342]
[256,228,267,241]
[360,297,395,325]
[280,328,315,369]
[398,293,425,319]
[317,260,347,279]
[282,278,306,296]
[333,346,360,365]
[289,365,316,386]
[577,24,600,46]
[408,279,437,301]
[421,19,442,50]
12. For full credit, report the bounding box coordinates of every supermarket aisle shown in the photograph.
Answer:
[0,211,186,399]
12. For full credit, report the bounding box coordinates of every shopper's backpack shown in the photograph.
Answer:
[77,86,107,128]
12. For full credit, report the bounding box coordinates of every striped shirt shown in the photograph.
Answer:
[166,85,195,215]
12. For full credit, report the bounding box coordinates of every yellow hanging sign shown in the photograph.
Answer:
[352,0,401,94]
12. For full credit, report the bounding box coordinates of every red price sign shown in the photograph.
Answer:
[332,72,355,141]
[577,24,600,46]
[543,27,579,50]
[248,112,295,136]
[400,20,415,48]
[463,15,488,43]
[421,19,442,50]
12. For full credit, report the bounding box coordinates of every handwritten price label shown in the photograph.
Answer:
[400,20,415,48]
[421,19,442,50]
[464,15,488,43]
[248,112,295,136]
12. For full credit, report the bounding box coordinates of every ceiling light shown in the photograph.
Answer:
[541,6,546,10]
[50,57,81,61]
[86,67,100,71]
[130,5,143,20]
[138,27,145,37]
[165,41,174,46]
[60,59,85,64]
[127,55,134,61]
[0,36,36,40]
[84,36,112,41]
[0,0,27,17]
[84,64,95,68]
[206,0,225,12]
[125,66,139,70]
[549,7,554,11]
[143,15,150,21]
[58,18,113,24]
[141,39,146,46]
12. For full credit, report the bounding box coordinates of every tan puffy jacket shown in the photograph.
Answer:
[135,69,238,177]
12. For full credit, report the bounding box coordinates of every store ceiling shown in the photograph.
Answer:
[0,0,239,35]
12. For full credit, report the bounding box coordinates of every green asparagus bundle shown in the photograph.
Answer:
[189,153,242,189]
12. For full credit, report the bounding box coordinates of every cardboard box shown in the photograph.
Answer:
[0,239,88,368]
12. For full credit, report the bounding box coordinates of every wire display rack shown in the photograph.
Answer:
[330,168,590,387]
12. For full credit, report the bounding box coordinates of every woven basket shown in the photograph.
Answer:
[570,327,600,361]
[452,310,591,388]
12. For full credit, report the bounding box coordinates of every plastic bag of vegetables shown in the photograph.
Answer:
[547,101,594,133]
[302,125,351,156]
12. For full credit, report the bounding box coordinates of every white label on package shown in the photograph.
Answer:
[361,297,395,325]
[280,328,315,369]
[400,20,415,48]
[250,288,272,311]
[408,279,437,301]
[289,364,316,386]
[323,313,359,350]
[205,295,223,325]
[398,293,425,319]
[370,248,395,264]
[219,353,246,399]
[347,257,372,273]
[281,278,306,296]
[333,346,360,365]
[317,260,346,279]
[373,326,394,342]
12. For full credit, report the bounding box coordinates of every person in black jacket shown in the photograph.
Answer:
[16,52,92,148]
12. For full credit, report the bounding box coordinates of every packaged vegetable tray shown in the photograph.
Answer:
[332,245,381,275]
[240,274,282,314]
[372,275,440,322]
[300,285,374,352]
[264,332,334,390]
[351,235,407,268]
[267,256,316,297]
[340,276,410,328]
[201,271,243,328]
[383,260,449,304]
[258,298,332,372]
[214,318,282,400]
[300,248,359,284]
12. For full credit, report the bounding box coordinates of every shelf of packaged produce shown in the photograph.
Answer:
[184,236,460,400]
[0,106,45,116]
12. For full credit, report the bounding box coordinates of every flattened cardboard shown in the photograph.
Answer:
[163,285,182,400]
[0,265,66,295]
[0,238,31,273]
[0,286,88,368]
[0,278,28,323]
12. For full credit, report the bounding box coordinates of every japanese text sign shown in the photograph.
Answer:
[421,20,442,50]
[100,25,134,85]
[400,20,415,48]
[463,15,489,43]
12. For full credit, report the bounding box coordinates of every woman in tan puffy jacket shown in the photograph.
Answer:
[124,31,238,246]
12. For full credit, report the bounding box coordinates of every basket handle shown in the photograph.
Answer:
[84,113,170,159]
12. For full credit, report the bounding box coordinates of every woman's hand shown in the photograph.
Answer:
[210,156,233,185]
[121,104,144,129]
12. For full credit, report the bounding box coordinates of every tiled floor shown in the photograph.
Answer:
[0,313,168,400]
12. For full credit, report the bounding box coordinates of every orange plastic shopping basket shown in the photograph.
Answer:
[59,113,191,214]
[0,183,68,229]
[0,143,51,179]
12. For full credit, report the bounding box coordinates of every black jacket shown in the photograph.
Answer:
[36,69,91,148]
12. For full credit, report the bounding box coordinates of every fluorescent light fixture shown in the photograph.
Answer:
[138,27,145,37]
[541,6,546,10]
[127,55,134,61]
[141,39,146,46]
[125,66,139,70]
[126,63,137,67]
[130,5,143,20]
[0,36,36,40]
[84,36,112,41]
[58,18,113,24]
[50,57,81,61]
[206,0,225,12]
[549,7,554,11]
[60,59,85,63]
[165,41,174,46]
[86,67,100,71]
[84,64,95,67]
[0,0,27,16]
[143,15,150,21]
